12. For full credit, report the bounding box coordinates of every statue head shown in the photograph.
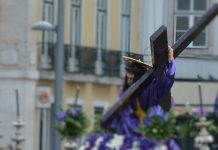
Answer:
[122,54,152,90]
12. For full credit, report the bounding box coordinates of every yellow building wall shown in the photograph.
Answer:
[63,81,120,118]
[34,0,43,43]
[131,0,140,52]
[36,0,141,120]
[34,1,142,149]
[64,0,71,44]
[44,80,119,131]
[37,80,120,117]
[36,0,141,139]
[83,0,96,47]
[108,0,120,50]
[34,0,140,50]
[37,80,55,94]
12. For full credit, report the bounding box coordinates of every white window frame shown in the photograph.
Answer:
[39,108,51,150]
[67,0,82,72]
[66,97,84,110]
[95,0,108,75]
[121,0,131,52]
[96,0,107,49]
[92,100,108,128]
[174,0,208,49]
[70,0,81,47]
[42,0,54,44]
[41,0,54,69]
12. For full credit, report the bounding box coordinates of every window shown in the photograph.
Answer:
[174,0,207,48]
[70,0,81,47]
[94,106,104,115]
[67,0,82,72]
[42,0,54,44]
[93,101,108,129]
[121,0,131,52]
[95,0,107,75]
[39,108,51,150]
[93,106,104,129]
[96,0,107,49]
[66,98,83,110]
[41,0,54,69]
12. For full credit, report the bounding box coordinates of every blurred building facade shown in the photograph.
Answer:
[0,0,218,150]
[168,0,218,112]
[139,0,218,112]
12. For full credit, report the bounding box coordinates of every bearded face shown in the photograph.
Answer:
[122,55,150,91]
[123,71,144,91]
[126,72,135,86]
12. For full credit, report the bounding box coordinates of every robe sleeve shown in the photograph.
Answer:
[141,60,176,106]
[105,60,176,134]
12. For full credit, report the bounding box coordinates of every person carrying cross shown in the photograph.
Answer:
[108,46,176,136]
[80,4,218,149]
[79,46,180,150]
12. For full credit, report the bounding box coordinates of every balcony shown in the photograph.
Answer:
[37,42,55,70]
[37,42,144,81]
[101,49,122,77]
[65,45,97,75]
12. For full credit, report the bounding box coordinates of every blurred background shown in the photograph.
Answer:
[0,0,218,150]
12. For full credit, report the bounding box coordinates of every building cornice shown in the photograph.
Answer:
[0,69,39,80]
[39,71,122,85]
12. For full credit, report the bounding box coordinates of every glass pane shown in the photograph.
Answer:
[194,0,206,11]
[43,3,53,23]
[176,32,185,41]
[97,12,107,49]
[75,10,81,45]
[121,17,130,51]
[94,106,104,115]
[194,16,201,23]
[97,0,101,8]
[193,16,206,46]
[98,0,106,9]
[122,0,131,14]
[101,13,107,48]
[43,3,54,43]
[122,0,125,13]
[103,0,107,9]
[69,104,83,110]
[176,16,189,30]
[177,0,190,11]
[126,0,131,14]
[193,32,206,46]
[72,0,80,5]
[44,0,53,2]
[71,7,81,45]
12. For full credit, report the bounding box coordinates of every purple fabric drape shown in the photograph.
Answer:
[109,60,176,136]
[81,61,180,150]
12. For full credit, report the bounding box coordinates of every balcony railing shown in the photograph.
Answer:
[102,50,122,77]
[37,42,55,70]
[65,45,97,74]
[38,42,144,78]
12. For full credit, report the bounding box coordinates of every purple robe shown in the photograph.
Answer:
[109,60,176,135]
[81,60,180,150]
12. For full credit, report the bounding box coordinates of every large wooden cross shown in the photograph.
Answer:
[101,4,218,126]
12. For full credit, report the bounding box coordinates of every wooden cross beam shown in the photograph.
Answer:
[101,3,218,126]
[150,26,171,111]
